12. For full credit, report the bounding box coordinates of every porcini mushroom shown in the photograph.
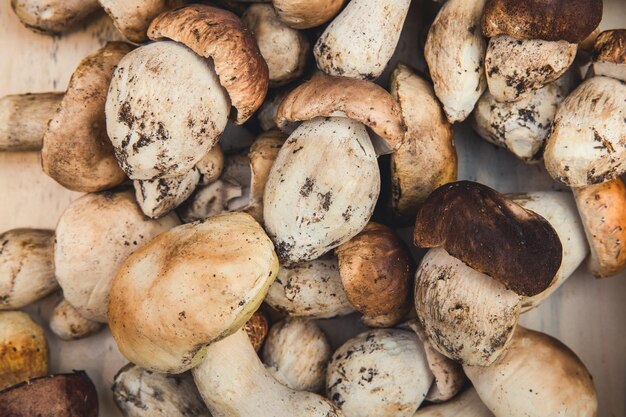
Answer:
[314,0,411,80]
[0,229,56,310]
[49,300,103,341]
[245,309,270,352]
[263,318,331,392]
[177,179,243,223]
[266,73,405,264]
[464,326,597,417]
[134,169,201,219]
[413,388,493,417]
[196,144,224,185]
[55,189,179,323]
[273,0,344,29]
[10,0,99,34]
[589,30,626,82]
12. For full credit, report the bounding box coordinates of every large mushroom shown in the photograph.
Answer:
[10,0,100,34]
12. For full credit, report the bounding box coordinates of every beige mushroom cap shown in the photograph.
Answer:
[11,0,99,34]
[42,42,133,192]
[590,30,626,82]
[273,0,344,29]
[413,388,493,417]
[49,299,103,341]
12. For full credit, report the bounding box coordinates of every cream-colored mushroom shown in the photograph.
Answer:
[196,144,224,185]
[0,229,56,310]
[273,0,344,29]
[134,169,201,219]
[11,0,99,34]
[177,179,243,223]
[413,388,493,417]
[314,0,411,80]
[49,299,103,341]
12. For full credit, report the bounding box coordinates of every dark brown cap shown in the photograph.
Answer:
[482,0,603,43]
[413,181,562,296]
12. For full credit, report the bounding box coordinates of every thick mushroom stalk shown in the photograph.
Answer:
[273,0,344,29]
[413,388,493,417]
[134,169,201,219]
[11,0,99,34]
[314,0,411,80]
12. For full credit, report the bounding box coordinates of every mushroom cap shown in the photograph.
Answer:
[482,0,602,43]
[464,326,597,417]
[335,222,413,327]
[413,181,562,297]
[273,0,344,29]
[275,73,406,154]
[55,189,179,323]
[327,329,434,417]
[574,178,626,278]
[108,212,279,373]
[244,309,270,352]
[591,30,626,82]
[11,0,100,34]
[196,144,224,185]
[413,388,493,417]
[148,4,269,124]
[49,299,103,341]
[42,42,133,192]
[133,169,200,219]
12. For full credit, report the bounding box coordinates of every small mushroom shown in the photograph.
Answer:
[589,30,626,82]
[543,76,626,187]
[196,144,224,185]
[177,179,243,223]
[10,0,99,34]
[243,4,310,87]
[55,189,179,322]
[0,229,56,310]
[335,222,413,327]
[326,329,434,417]
[112,364,211,417]
[574,178,626,278]
[472,70,577,163]
[314,0,411,80]
[413,388,493,417]
[424,0,487,123]
[0,311,48,390]
[0,371,98,417]
[389,63,457,218]
[263,318,331,392]
[134,168,201,218]
[245,309,270,352]
[265,257,354,319]
[273,0,344,29]
[464,326,597,417]
[258,89,289,131]
[49,299,103,341]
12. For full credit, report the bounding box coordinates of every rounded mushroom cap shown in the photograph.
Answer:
[464,326,597,417]
[196,144,224,185]
[335,222,413,327]
[327,329,434,417]
[482,0,603,43]
[106,41,230,180]
[11,0,100,34]
[263,318,331,392]
[413,181,562,297]
[148,4,269,125]
[108,212,279,373]
[49,300,103,341]
[273,0,344,29]
[244,309,270,352]
[55,189,179,323]
[591,30,626,82]
[42,42,133,192]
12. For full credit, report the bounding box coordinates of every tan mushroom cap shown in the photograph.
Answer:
[335,222,413,327]
[108,212,279,373]
[276,73,406,153]
[574,178,626,278]
[273,0,344,29]
[482,0,603,43]
[244,309,270,352]
[41,42,133,193]
[11,0,100,34]
[414,181,563,297]
[148,5,269,124]
[591,30,626,82]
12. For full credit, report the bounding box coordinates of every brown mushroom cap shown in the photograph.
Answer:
[413,181,562,296]
[273,0,344,29]
[275,73,406,153]
[482,0,602,43]
[148,5,269,125]
[593,30,626,65]
[244,309,270,352]
[41,42,133,193]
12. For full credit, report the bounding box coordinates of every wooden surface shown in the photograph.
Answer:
[1,2,625,417]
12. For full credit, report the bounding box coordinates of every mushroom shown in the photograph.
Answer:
[413,181,562,365]
[273,0,344,29]
[589,30,626,82]
[245,309,270,352]
[196,144,224,185]
[243,4,310,87]
[49,300,103,341]
[265,257,355,319]
[10,0,100,34]
[543,76,626,187]
[472,70,577,163]
[112,364,211,417]
[413,388,493,417]
[464,326,597,417]
[574,178,626,278]
[40,42,134,192]
[134,169,201,219]
[258,89,289,131]
[98,0,184,43]
[314,0,411,80]
[0,229,56,310]
[335,222,413,327]
[326,329,434,417]
[177,179,243,223]
[55,188,179,323]
[108,212,342,416]
[263,318,331,392]
[508,192,588,311]
[0,311,48,390]
[106,5,268,184]
[424,0,487,123]
[388,63,457,218]
[266,73,405,264]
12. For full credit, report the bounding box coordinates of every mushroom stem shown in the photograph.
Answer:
[0,93,63,151]
[193,328,342,417]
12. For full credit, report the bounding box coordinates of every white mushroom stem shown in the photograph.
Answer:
[11,0,100,33]
[0,93,63,151]
[193,328,343,417]
[413,388,493,417]
[134,169,201,219]
[49,300,103,341]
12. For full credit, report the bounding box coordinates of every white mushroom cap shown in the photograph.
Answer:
[134,169,201,219]
[49,299,103,341]
[326,329,434,417]
[177,179,243,223]
[413,388,493,417]
[263,318,331,392]
[11,0,99,34]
